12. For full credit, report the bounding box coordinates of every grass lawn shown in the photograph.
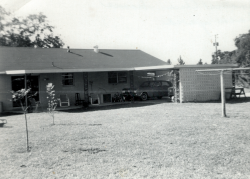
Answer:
[1,98,250,178]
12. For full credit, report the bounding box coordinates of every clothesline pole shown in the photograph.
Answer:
[220,70,226,117]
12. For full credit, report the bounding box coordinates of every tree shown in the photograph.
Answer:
[46,83,58,125]
[234,30,250,65]
[212,30,250,87]
[197,59,203,65]
[166,59,172,65]
[233,30,250,87]
[11,88,31,152]
[211,50,237,64]
[0,6,64,48]
[177,56,185,65]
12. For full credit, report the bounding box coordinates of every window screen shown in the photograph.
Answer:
[62,73,74,86]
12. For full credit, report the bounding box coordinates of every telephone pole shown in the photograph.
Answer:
[213,34,219,63]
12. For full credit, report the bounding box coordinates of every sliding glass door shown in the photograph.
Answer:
[11,76,39,107]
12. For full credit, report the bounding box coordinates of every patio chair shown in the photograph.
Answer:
[89,94,100,105]
[75,93,85,106]
[59,94,70,107]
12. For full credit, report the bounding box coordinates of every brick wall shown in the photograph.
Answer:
[179,68,232,102]
[39,73,84,107]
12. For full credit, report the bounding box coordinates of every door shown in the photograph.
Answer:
[11,76,39,107]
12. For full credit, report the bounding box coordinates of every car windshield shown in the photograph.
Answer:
[162,81,172,87]
[140,81,150,87]
[153,81,161,87]
[140,81,172,87]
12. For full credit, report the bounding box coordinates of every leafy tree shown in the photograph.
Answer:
[11,88,31,152]
[0,6,64,48]
[211,50,237,64]
[234,31,250,65]
[177,56,185,65]
[46,83,58,125]
[197,59,203,65]
[233,30,250,87]
[166,59,172,65]
[212,30,250,87]
[211,53,219,64]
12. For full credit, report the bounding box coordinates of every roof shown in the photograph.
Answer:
[175,64,238,68]
[0,47,169,74]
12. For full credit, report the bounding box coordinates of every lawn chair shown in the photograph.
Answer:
[89,94,100,105]
[59,94,70,107]
[28,98,40,112]
[0,119,7,127]
[75,93,85,106]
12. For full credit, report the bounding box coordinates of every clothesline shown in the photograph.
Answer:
[135,72,172,78]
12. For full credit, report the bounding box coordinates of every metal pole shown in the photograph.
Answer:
[220,70,226,117]
[24,74,29,151]
[25,74,27,108]
[215,35,219,64]
[215,35,217,57]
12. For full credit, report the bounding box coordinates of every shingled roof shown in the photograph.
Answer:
[0,47,169,74]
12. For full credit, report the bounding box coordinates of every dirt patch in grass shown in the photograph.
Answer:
[1,99,250,178]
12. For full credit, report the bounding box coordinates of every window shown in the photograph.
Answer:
[153,81,161,87]
[62,73,74,86]
[140,81,150,87]
[147,72,155,77]
[162,81,170,87]
[108,72,127,84]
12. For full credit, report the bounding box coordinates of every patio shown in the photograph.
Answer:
[5,101,133,114]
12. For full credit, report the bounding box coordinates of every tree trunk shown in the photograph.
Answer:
[20,101,29,151]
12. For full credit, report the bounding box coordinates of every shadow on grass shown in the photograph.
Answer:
[182,97,250,104]
[0,112,23,117]
[62,147,106,154]
[55,123,86,126]
[226,97,250,104]
[78,148,106,154]
[0,126,13,128]
[58,101,167,113]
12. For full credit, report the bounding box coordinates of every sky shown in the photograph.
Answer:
[0,0,250,64]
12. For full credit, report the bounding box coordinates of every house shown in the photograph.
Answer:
[0,46,238,112]
[0,46,172,111]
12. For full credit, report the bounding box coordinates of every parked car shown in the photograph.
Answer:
[122,80,174,101]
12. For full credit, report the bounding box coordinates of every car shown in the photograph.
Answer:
[122,80,174,101]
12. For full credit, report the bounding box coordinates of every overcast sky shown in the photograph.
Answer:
[1,0,249,64]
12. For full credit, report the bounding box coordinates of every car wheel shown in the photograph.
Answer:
[141,93,148,101]
[157,96,162,99]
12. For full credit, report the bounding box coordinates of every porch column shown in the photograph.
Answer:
[173,70,180,103]
[83,72,89,102]
[129,71,134,88]
[232,71,236,87]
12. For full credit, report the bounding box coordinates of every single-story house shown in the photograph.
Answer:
[0,46,238,112]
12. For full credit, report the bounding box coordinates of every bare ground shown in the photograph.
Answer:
[0,98,250,179]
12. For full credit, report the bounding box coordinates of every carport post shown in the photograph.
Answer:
[220,70,226,117]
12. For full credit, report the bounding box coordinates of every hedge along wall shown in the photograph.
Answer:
[179,67,232,102]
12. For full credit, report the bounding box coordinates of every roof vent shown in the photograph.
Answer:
[93,45,99,53]
[67,46,70,52]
